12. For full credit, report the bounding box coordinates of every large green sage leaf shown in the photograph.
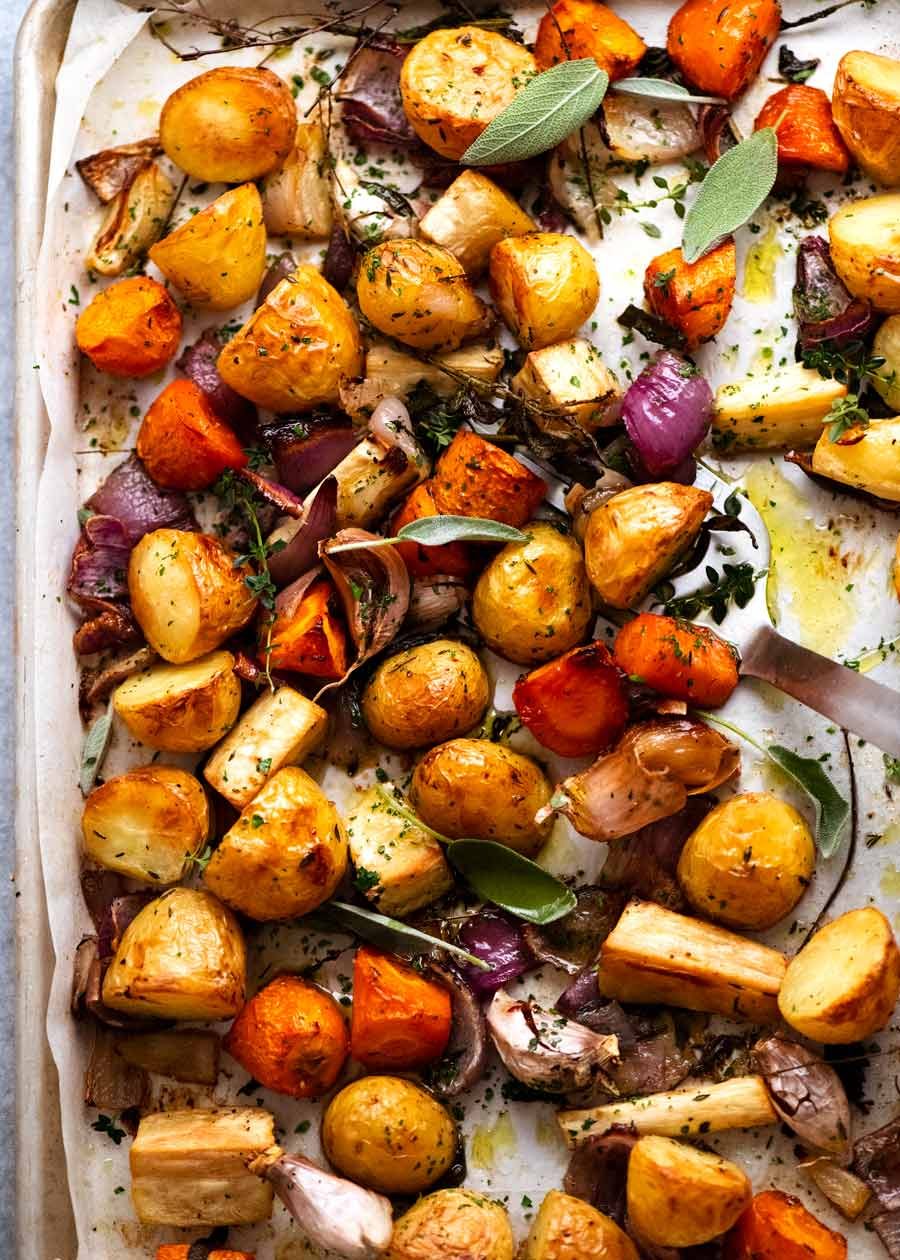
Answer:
[327,901,491,970]
[396,515,529,547]
[80,700,114,797]
[446,840,577,925]
[766,745,851,859]
[682,128,778,263]
[614,77,724,105]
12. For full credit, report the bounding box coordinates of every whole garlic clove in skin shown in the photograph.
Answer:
[486,988,619,1095]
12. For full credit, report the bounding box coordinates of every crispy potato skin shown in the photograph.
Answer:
[129,529,258,665]
[667,0,781,101]
[204,767,348,921]
[322,1076,457,1194]
[419,171,535,276]
[534,0,645,79]
[75,276,181,378]
[350,947,452,1070]
[513,642,629,759]
[725,1190,848,1260]
[644,242,736,351]
[391,482,476,578]
[432,430,546,526]
[113,651,241,752]
[811,414,900,501]
[137,379,248,491]
[357,239,492,351]
[524,1190,639,1260]
[833,51,900,188]
[778,906,900,1043]
[217,266,362,411]
[224,974,348,1098]
[410,738,552,856]
[346,787,454,918]
[472,522,592,665]
[489,233,599,350]
[677,792,815,930]
[627,1135,752,1248]
[755,85,849,174]
[362,640,490,751]
[160,66,296,182]
[400,26,537,160]
[149,183,267,311]
[829,194,900,312]
[102,888,247,1021]
[613,613,739,708]
[388,1188,514,1260]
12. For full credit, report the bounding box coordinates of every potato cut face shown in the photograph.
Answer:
[627,1134,751,1248]
[346,786,454,918]
[113,650,241,752]
[713,365,848,451]
[512,338,622,433]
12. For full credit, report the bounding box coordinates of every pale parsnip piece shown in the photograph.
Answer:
[81,764,209,885]
[829,194,900,311]
[872,315,900,409]
[86,162,176,277]
[713,364,848,451]
[512,338,622,432]
[130,1107,274,1226]
[833,51,900,188]
[389,1189,515,1260]
[116,1030,221,1085]
[811,414,900,501]
[490,233,599,350]
[346,787,454,918]
[113,651,241,752]
[778,907,900,1043]
[524,1190,639,1260]
[362,639,490,750]
[261,120,332,238]
[364,341,504,400]
[329,434,429,528]
[419,171,535,275]
[626,1135,751,1249]
[203,686,327,809]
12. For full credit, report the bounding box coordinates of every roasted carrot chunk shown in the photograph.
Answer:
[75,275,182,378]
[667,0,782,101]
[350,946,452,1070]
[265,577,348,679]
[156,1250,256,1260]
[614,613,739,707]
[391,480,475,579]
[137,378,248,491]
[645,242,737,351]
[755,85,850,175]
[223,974,348,1099]
[534,0,646,80]
[725,1190,848,1260]
[513,642,629,758]
[432,430,546,527]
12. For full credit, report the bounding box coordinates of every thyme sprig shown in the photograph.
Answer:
[657,561,763,624]
[824,393,872,442]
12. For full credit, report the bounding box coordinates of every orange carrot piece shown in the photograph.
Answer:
[755,84,850,175]
[137,378,248,490]
[75,276,182,378]
[513,642,629,758]
[391,480,475,579]
[350,946,451,1071]
[432,430,545,527]
[645,242,736,351]
[667,0,782,101]
[725,1190,848,1260]
[534,0,646,80]
[156,1249,256,1260]
[265,577,348,679]
[614,613,739,708]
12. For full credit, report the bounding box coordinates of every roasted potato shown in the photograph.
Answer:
[511,338,622,432]
[87,161,176,277]
[524,1190,638,1260]
[81,764,209,885]
[362,639,490,750]
[829,194,900,311]
[102,887,246,1021]
[677,793,815,930]
[419,171,535,276]
[204,767,348,921]
[389,1189,515,1260]
[261,120,332,238]
[810,414,900,501]
[217,265,363,412]
[399,26,537,160]
[472,522,592,665]
[713,363,848,451]
[113,651,241,752]
[873,315,900,409]
[534,0,645,79]
[346,786,454,918]
[322,1075,458,1194]
[726,1189,849,1260]
[410,738,552,856]
[128,529,257,664]
[778,906,900,1043]
[160,66,296,183]
[330,433,429,529]
[489,233,600,350]
[75,275,181,378]
[627,1136,751,1248]
[833,51,900,188]
[149,183,267,311]
[584,482,713,609]
[357,240,493,352]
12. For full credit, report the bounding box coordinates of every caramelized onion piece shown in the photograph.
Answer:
[426,963,488,1099]
[486,988,619,1095]
[267,476,339,588]
[76,136,161,203]
[405,577,467,632]
[84,1025,148,1110]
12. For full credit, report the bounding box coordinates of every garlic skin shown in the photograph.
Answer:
[486,988,619,1094]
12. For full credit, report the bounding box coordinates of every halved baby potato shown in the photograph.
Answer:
[626,1135,751,1248]
[113,650,241,752]
[524,1190,638,1260]
[829,194,900,312]
[489,233,600,350]
[419,171,535,276]
[833,51,900,188]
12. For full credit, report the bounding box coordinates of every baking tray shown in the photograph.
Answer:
[14,0,78,1254]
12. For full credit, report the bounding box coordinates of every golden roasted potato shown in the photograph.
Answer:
[217,265,362,411]
[512,338,622,433]
[81,764,209,885]
[895,532,900,601]
[149,183,267,311]
[524,1190,638,1260]
[584,482,713,609]
[330,434,429,528]
[389,1188,514,1260]
[713,364,848,451]
[472,522,592,665]
[626,1135,751,1248]
[357,239,493,351]
[322,1076,458,1194]
[159,66,296,182]
[872,315,900,409]
[410,738,552,856]
[102,887,246,1021]
[346,786,454,918]
[203,766,348,921]
[778,906,900,1043]
[833,51,900,187]
[829,194,900,311]
[261,119,333,238]
[362,639,490,750]
[113,651,241,752]
[86,161,176,277]
[489,233,599,350]
[419,171,535,275]
[676,793,816,930]
[810,414,900,502]
[399,26,537,160]
[128,528,257,664]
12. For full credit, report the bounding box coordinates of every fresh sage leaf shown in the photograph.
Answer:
[461,60,609,166]
[327,900,491,970]
[446,840,577,925]
[766,745,850,859]
[80,700,114,797]
[396,515,529,547]
[614,77,725,105]
[682,128,778,263]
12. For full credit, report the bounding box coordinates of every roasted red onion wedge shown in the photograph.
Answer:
[267,476,339,588]
[486,988,619,1094]
[427,963,489,1099]
[457,908,535,1000]
[83,1025,148,1111]
[177,328,258,442]
[564,1126,638,1223]
[337,39,419,150]
[263,414,357,495]
[85,453,195,544]
[622,352,713,477]
[754,1034,851,1156]
[794,235,874,351]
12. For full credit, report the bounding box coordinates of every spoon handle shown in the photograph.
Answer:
[739,624,900,758]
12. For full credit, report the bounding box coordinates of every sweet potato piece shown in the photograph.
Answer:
[137,379,248,490]
[645,242,736,351]
[432,430,546,526]
[534,0,646,80]
[350,946,451,1070]
[725,1189,848,1260]
[667,0,781,101]
[613,613,739,708]
[265,577,348,679]
[157,1249,255,1260]
[391,480,475,578]
[755,85,850,175]
[75,275,182,378]
[224,974,348,1099]
[512,642,629,758]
